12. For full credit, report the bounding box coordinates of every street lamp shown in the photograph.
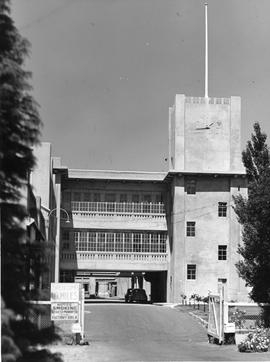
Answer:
[48,207,70,223]
[41,205,70,282]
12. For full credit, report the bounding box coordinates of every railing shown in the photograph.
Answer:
[61,251,168,263]
[71,202,165,217]
[185,96,230,105]
[227,303,269,332]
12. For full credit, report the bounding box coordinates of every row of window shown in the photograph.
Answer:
[187,247,227,279]
[63,191,163,204]
[186,203,227,237]
[71,201,165,214]
[62,231,167,253]
[187,265,228,281]
[186,179,240,195]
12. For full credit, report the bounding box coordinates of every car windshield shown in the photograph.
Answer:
[133,289,145,294]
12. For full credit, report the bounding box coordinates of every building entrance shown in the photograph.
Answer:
[62,270,167,302]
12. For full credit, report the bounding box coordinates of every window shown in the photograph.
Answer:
[106,233,114,252]
[186,179,196,194]
[187,264,196,279]
[105,193,116,212]
[115,233,123,252]
[132,194,140,203]
[80,232,88,251]
[218,278,227,284]
[155,194,163,203]
[160,234,167,253]
[63,230,69,240]
[74,231,79,250]
[105,193,116,202]
[74,231,88,251]
[83,192,91,201]
[143,194,151,213]
[88,232,96,251]
[143,194,151,203]
[60,270,74,282]
[186,221,196,236]
[218,245,227,260]
[93,193,101,202]
[120,194,127,203]
[218,202,227,217]
[74,192,81,201]
[142,234,150,252]
[133,233,141,252]
[97,233,105,251]
[62,242,69,250]
[62,191,71,202]
[123,233,132,252]
[151,233,159,252]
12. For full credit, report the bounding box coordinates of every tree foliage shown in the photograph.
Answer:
[233,122,270,304]
[0,1,62,360]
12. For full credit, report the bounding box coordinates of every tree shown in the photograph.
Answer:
[233,122,270,305]
[0,1,62,360]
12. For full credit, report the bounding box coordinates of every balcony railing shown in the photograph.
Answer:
[61,251,168,263]
[71,202,165,217]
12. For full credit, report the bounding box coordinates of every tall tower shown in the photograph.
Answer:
[168,3,244,174]
[168,94,243,173]
[166,4,247,303]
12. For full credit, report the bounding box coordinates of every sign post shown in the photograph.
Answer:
[51,283,84,343]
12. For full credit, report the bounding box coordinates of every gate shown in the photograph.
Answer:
[207,287,224,344]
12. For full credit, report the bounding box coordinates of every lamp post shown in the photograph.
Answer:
[48,207,70,223]
[42,205,70,283]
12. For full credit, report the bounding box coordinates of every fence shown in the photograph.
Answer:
[29,301,53,330]
[226,303,269,332]
[207,287,270,344]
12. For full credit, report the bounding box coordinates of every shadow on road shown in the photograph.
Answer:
[84,297,153,305]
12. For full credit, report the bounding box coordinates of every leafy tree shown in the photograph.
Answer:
[0,1,62,360]
[233,122,270,305]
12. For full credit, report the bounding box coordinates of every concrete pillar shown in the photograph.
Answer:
[169,175,185,302]
[174,94,185,171]
[89,277,96,296]
[138,276,143,289]
[144,280,151,300]
[230,97,243,172]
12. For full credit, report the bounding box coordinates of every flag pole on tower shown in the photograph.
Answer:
[205,3,208,99]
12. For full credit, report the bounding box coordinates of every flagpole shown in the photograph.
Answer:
[205,3,208,99]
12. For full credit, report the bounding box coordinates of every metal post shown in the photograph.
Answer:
[219,286,224,344]
[81,288,85,340]
[204,3,208,99]
[54,174,61,282]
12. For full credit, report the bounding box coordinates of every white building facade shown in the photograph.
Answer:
[33,93,249,303]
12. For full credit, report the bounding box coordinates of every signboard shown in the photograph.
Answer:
[71,322,82,333]
[51,283,81,302]
[51,302,79,321]
[50,283,81,321]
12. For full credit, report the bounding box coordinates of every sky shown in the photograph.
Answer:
[12,0,270,172]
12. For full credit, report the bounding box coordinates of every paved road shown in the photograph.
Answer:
[51,303,270,361]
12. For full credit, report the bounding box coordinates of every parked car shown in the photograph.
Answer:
[125,288,133,302]
[128,288,148,303]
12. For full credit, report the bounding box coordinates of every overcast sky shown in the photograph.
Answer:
[12,0,270,171]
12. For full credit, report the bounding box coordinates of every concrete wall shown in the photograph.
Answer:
[169,95,244,173]
[168,174,248,302]
[31,143,52,209]
[31,142,57,283]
